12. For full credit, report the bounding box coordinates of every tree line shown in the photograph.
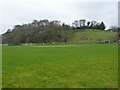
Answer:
[2,19,111,45]
[72,19,105,30]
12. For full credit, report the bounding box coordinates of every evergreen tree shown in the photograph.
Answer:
[100,22,105,30]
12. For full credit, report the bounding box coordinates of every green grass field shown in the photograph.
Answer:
[68,29,116,44]
[2,44,118,88]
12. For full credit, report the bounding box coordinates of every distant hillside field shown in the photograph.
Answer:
[68,29,116,44]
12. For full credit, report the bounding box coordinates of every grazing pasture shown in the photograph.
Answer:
[68,30,116,44]
[2,44,118,88]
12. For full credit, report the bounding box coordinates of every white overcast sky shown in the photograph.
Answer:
[0,0,119,34]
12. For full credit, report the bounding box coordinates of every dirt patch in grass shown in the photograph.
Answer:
[80,36,89,40]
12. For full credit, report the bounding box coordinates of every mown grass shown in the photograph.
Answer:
[2,44,118,88]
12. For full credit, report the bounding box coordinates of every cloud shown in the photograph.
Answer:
[0,0,118,34]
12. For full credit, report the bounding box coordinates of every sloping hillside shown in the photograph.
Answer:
[68,29,116,44]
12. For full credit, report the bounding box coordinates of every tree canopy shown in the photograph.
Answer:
[2,19,107,44]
